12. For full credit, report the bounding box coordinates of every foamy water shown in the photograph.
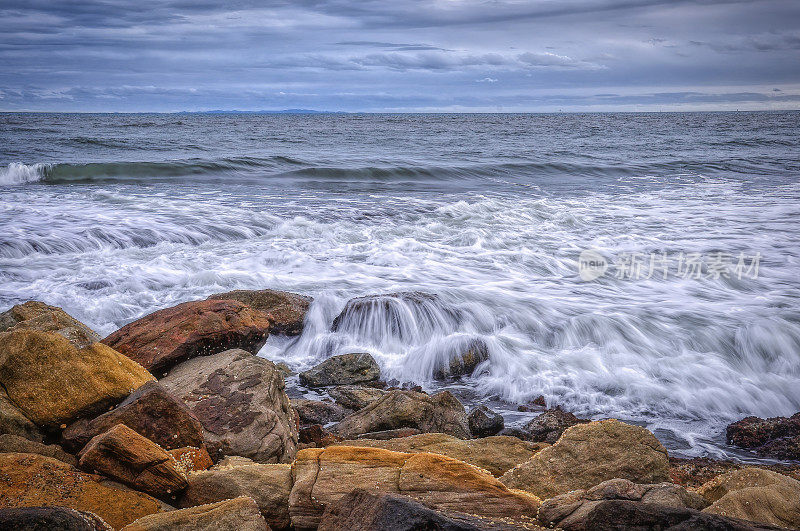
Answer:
[2,111,799,459]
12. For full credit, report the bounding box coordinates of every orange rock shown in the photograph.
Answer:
[168,446,214,473]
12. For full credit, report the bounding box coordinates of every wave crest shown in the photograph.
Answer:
[0,163,49,185]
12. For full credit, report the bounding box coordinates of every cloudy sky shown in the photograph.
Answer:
[1,0,799,112]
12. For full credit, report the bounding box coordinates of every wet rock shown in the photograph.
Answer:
[319,489,533,531]
[0,300,101,348]
[727,413,800,460]
[299,424,343,448]
[299,352,380,388]
[102,299,273,373]
[124,496,269,531]
[78,424,188,499]
[62,381,205,453]
[179,462,292,529]
[522,408,589,443]
[0,433,77,466]
[208,289,312,336]
[500,419,670,499]
[538,478,708,529]
[356,428,423,440]
[160,349,297,463]
[335,433,547,477]
[467,405,504,438]
[0,506,113,531]
[432,338,489,380]
[0,330,154,428]
[291,399,351,427]
[548,499,784,531]
[331,389,470,439]
[0,452,166,529]
[532,395,547,407]
[288,446,541,529]
[331,292,456,338]
[327,385,386,411]
[699,468,800,529]
[0,389,43,442]
[168,446,214,473]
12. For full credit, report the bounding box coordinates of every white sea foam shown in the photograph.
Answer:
[0,163,48,185]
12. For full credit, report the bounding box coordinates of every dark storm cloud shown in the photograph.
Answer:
[0,0,798,111]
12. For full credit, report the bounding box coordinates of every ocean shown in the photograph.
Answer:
[2,111,799,460]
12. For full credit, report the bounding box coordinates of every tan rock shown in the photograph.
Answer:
[78,424,188,499]
[0,452,165,529]
[0,433,76,466]
[700,468,800,529]
[335,433,547,477]
[208,288,312,336]
[0,330,154,427]
[499,419,670,499]
[0,389,43,442]
[179,462,292,529]
[288,446,541,529]
[123,496,269,531]
[0,300,100,348]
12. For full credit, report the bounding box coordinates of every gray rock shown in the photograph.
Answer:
[522,408,589,443]
[432,338,489,380]
[0,506,113,531]
[327,385,386,411]
[467,405,504,438]
[299,353,380,388]
[291,399,351,427]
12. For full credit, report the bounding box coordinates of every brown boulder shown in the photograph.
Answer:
[78,424,188,499]
[327,385,385,411]
[727,413,800,460]
[0,300,100,348]
[538,478,708,529]
[168,446,214,473]
[500,419,670,499]
[62,381,205,453]
[102,299,273,373]
[299,424,343,448]
[0,330,154,427]
[0,506,113,531]
[0,433,76,466]
[288,446,541,529]
[700,468,800,529]
[467,405,504,438]
[299,353,380,388]
[160,349,298,463]
[124,496,269,531]
[331,389,470,439]
[335,433,546,477]
[208,289,312,336]
[179,462,292,529]
[291,399,351,427]
[521,408,589,443]
[0,452,165,529]
[0,389,43,442]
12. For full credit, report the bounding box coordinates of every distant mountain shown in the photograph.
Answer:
[176,109,347,115]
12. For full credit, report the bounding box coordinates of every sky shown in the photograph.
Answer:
[1,0,799,112]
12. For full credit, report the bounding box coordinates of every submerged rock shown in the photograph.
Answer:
[208,288,312,336]
[500,419,670,499]
[0,329,154,428]
[124,496,269,531]
[160,349,298,463]
[102,299,273,373]
[727,413,800,460]
[0,506,113,531]
[432,338,489,380]
[467,405,504,438]
[521,408,589,443]
[0,300,101,348]
[331,389,470,440]
[299,352,380,388]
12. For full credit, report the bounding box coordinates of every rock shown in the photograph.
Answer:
[331,389,470,439]
[669,457,800,490]
[0,452,166,529]
[288,446,541,529]
[123,496,269,531]
[291,399,351,427]
[521,408,589,443]
[699,468,800,529]
[299,353,380,388]
[727,413,800,460]
[102,299,273,373]
[500,419,670,499]
[179,462,292,529]
[327,385,385,411]
[160,349,298,463]
[0,433,77,466]
[319,489,535,531]
[547,499,784,531]
[432,338,489,380]
[467,405,504,438]
[299,425,343,448]
[356,428,422,440]
[336,433,547,477]
[0,506,113,531]
[532,395,547,407]
[0,300,101,348]
[62,381,205,453]
[275,362,294,377]
[168,446,214,473]
[208,289,312,336]
[538,478,708,529]
[0,389,43,442]
[0,330,154,428]
[212,455,257,469]
[78,424,188,499]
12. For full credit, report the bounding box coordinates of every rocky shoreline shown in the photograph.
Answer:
[0,292,798,530]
